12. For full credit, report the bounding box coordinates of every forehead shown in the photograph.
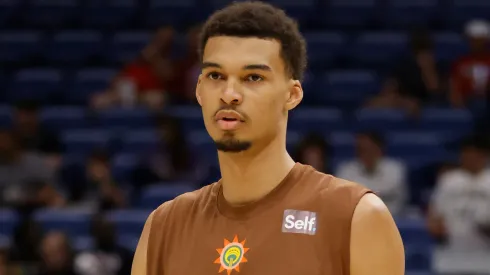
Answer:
[203,36,284,72]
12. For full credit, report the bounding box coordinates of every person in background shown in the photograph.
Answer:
[367,29,442,116]
[132,114,200,188]
[336,132,408,216]
[0,129,64,210]
[427,136,490,251]
[450,19,490,108]
[91,27,175,110]
[167,24,202,104]
[293,133,331,173]
[8,219,44,274]
[38,232,76,275]
[12,101,62,170]
[65,150,126,211]
[74,216,132,275]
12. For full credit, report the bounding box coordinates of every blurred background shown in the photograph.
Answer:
[0,0,489,274]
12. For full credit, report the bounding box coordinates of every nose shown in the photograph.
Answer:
[221,80,243,105]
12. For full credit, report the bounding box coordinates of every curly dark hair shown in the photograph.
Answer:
[199,1,307,81]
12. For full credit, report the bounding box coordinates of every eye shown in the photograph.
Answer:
[206,72,223,80]
[245,74,264,82]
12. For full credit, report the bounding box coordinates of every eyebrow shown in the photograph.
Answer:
[201,62,272,72]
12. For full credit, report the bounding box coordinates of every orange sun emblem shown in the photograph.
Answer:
[214,235,249,275]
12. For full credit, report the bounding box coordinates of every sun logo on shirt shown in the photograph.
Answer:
[214,235,249,274]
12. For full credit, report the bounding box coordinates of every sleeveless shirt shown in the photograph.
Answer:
[146,163,371,275]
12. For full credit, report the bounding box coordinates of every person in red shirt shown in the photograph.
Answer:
[450,20,490,108]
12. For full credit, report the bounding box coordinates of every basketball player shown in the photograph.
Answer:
[132,2,404,274]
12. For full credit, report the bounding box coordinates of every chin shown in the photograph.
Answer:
[214,136,252,153]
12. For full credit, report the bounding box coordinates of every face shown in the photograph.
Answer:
[196,36,302,153]
[41,233,70,270]
[356,135,382,168]
[461,147,488,172]
[301,146,325,171]
[15,110,38,129]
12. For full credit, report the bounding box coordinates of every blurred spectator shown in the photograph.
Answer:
[428,136,490,252]
[0,248,22,275]
[65,150,126,211]
[92,27,175,110]
[74,216,132,275]
[167,24,201,104]
[367,29,442,116]
[132,114,200,187]
[8,219,44,274]
[336,132,408,216]
[0,129,64,209]
[38,232,76,275]
[12,101,62,170]
[293,133,330,173]
[450,20,490,108]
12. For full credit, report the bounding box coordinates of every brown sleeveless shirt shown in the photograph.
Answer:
[146,163,371,275]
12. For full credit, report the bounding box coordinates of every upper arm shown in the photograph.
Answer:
[350,193,405,275]
[132,211,155,275]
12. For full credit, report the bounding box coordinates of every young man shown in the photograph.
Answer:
[132,2,404,275]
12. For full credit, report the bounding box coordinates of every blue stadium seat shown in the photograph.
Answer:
[82,0,137,29]
[24,0,79,27]
[349,32,407,69]
[145,0,202,27]
[321,70,379,107]
[354,109,409,131]
[97,108,153,129]
[34,209,93,237]
[289,108,344,132]
[405,244,432,271]
[139,183,196,209]
[324,0,378,28]
[329,132,356,158]
[47,31,103,65]
[105,209,151,236]
[304,32,346,70]
[268,0,317,23]
[447,0,490,29]
[72,235,94,251]
[419,108,473,132]
[0,0,20,25]
[0,106,12,128]
[387,132,445,158]
[61,129,112,155]
[120,130,159,154]
[433,33,466,62]
[41,107,89,131]
[68,68,117,105]
[112,153,139,182]
[166,106,205,132]
[8,69,63,103]
[383,0,439,29]
[108,32,151,64]
[396,217,433,245]
[0,32,42,63]
[0,208,19,237]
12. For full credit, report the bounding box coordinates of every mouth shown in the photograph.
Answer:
[215,111,244,130]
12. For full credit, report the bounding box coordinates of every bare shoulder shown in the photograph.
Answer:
[350,193,405,275]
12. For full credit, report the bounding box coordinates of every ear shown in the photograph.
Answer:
[285,80,303,111]
[195,75,203,106]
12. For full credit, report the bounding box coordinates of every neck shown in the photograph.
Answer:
[217,134,295,206]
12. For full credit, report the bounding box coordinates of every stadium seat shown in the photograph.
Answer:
[349,32,408,69]
[354,108,409,131]
[267,0,317,23]
[324,0,378,28]
[320,70,379,107]
[46,31,103,65]
[68,68,117,105]
[0,31,42,63]
[446,0,490,29]
[61,129,113,155]
[41,106,89,131]
[0,208,19,237]
[145,0,202,28]
[383,0,440,29]
[289,107,344,132]
[97,108,153,129]
[24,0,79,27]
[329,131,356,158]
[304,32,346,70]
[0,105,12,127]
[108,32,151,64]
[0,0,20,25]
[105,209,151,236]
[111,153,139,182]
[419,108,473,132]
[166,106,206,132]
[396,217,433,245]
[433,32,466,62]
[33,208,93,237]
[120,130,159,154]
[82,0,137,29]
[139,182,197,209]
[387,132,445,158]
[8,69,63,104]
[405,244,432,271]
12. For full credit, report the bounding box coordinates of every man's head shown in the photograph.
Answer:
[356,132,385,170]
[196,1,306,153]
[14,101,40,132]
[460,136,489,174]
[465,20,490,53]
